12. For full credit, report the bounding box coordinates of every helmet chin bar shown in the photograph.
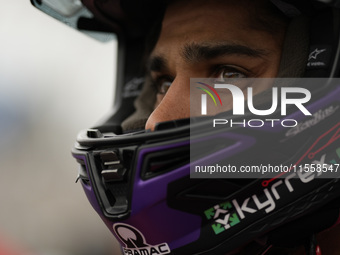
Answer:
[72,77,340,253]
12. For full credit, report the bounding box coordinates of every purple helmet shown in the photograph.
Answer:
[31,0,340,254]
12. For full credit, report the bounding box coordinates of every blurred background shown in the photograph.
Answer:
[0,1,121,254]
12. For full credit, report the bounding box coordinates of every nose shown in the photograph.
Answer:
[145,79,190,131]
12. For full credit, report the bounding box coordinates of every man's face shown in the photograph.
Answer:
[145,0,286,130]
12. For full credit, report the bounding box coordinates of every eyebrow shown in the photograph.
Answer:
[148,55,167,72]
[147,42,269,72]
[182,42,269,63]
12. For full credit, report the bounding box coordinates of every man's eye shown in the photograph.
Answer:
[216,66,247,80]
[221,71,246,79]
[157,80,172,94]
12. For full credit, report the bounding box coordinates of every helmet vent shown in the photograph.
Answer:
[141,145,190,179]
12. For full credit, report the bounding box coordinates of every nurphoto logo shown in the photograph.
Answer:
[196,82,312,128]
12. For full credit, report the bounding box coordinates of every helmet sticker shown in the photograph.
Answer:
[309,48,326,61]
[285,105,339,138]
[204,201,241,235]
[307,46,332,69]
[113,223,171,255]
[204,134,340,236]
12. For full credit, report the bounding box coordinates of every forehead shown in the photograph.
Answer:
[152,0,274,57]
[163,0,251,29]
